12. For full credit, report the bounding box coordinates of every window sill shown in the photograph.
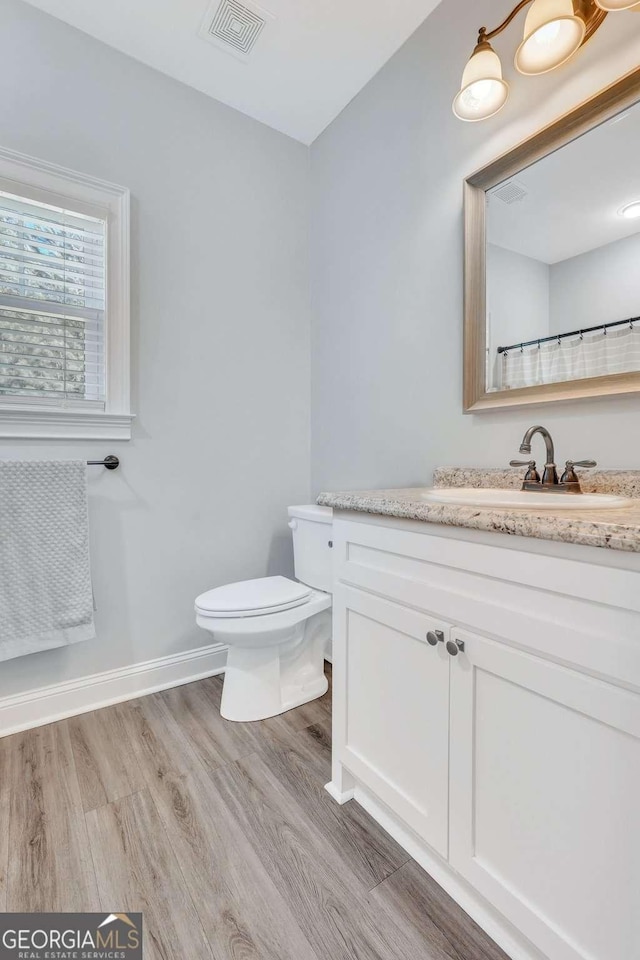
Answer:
[0,406,134,440]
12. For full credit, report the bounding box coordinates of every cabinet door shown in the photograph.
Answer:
[335,585,450,857]
[449,629,640,960]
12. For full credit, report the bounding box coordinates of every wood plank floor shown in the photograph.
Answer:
[2,664,509,960]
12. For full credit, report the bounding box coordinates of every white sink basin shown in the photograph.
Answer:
[421,487,630,510]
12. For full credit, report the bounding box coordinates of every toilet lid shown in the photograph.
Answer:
[195,576,312,618]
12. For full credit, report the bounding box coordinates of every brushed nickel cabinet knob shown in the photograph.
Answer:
[446,638,465,656]
[426,630,444,646]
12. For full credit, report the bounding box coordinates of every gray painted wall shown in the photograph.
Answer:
[0,0,311,698]
[550,232,640,334]
[487,244,550,389]
[310,0,640,493]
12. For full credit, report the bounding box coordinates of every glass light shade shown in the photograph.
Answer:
[452,46,509,122]
[515,0,586,75]
[595,0,640,9]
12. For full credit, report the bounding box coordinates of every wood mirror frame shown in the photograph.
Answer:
[464,65,640,413]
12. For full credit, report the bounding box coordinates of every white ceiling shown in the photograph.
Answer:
[488,101,640,264]
[23,0,443,144]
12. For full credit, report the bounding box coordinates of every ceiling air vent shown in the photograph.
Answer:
[491,180,528,205]
[199,0,273,60]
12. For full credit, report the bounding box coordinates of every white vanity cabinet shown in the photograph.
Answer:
[328,514,640,960]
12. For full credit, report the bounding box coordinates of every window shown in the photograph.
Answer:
[0,147,131,439]
[0,194,106,403]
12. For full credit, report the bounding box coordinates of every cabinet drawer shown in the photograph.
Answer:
[333,518,640,691]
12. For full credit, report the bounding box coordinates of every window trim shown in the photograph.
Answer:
[0,146,132,439]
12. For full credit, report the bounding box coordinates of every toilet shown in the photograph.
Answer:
[195,504,333,722]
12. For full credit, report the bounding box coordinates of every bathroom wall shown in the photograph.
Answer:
[0,0,310,699]
[310,0,640,492]
[549,232,640,334]
[487,243,550,386]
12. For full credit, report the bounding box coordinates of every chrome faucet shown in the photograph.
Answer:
[510,425,596,494]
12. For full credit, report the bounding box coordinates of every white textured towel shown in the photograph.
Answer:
[0,460,95,662]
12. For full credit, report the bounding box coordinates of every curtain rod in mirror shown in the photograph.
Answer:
[497,317,638,354]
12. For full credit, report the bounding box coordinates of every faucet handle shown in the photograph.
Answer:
[509,459,540,483]
[560,460,597,486]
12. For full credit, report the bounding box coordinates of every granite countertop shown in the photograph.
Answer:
[317,468,640,553]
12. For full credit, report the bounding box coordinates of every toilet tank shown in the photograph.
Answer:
[288,504,333,594]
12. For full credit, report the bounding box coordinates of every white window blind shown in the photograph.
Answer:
[0,190,106,404]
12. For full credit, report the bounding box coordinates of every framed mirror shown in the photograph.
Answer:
[464,66,640,412]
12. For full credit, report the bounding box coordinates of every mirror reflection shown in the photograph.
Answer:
[486,100,640,392]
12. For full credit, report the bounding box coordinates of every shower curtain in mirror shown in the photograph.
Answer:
[498,325,640,390]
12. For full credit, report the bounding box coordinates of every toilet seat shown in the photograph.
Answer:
[195,575,312,619]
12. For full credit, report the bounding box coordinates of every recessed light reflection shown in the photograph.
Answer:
[619,201,640,220]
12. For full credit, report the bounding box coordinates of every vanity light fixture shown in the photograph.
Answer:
[595,0,640,10]
[619,200,640,219]
[453,0,637,121]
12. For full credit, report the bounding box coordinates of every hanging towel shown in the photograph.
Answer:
[0,460,95,662]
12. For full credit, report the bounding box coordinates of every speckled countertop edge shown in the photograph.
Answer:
[317,468,640,553]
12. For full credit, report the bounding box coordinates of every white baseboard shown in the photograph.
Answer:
[0,642,227,738]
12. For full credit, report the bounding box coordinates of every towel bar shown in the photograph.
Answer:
[87,456,120,470]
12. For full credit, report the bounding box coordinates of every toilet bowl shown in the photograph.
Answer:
[195,504,333,722]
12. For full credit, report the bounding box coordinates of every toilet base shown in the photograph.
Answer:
[221,668,328,722]
[218,607,331,722]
